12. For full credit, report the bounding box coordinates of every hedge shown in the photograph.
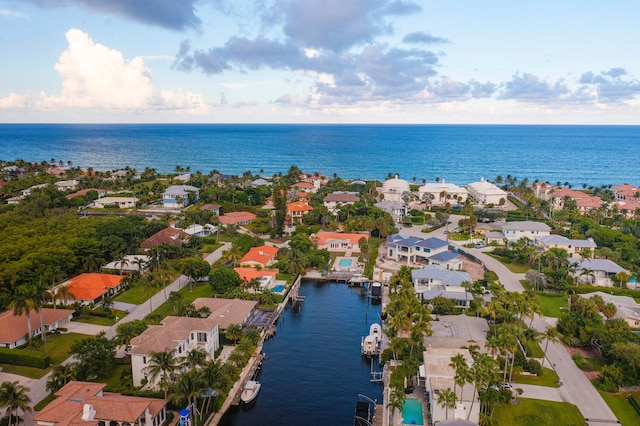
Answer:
[629,395,640,416]
[0,347,49,369]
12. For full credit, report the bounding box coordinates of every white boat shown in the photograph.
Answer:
[361,335,377,357]
[240,380,261,404]
[369,323,382,346]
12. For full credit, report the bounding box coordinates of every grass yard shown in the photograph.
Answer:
[487,254,531,273]
[200,242,222,253]
[525,339,545,358]
[152,281,215,320]
[73,309,129,326]
[114,283,159,305]
[493,398,583,426]
[514,367,560,388]
[598,391,640,426]
[0,332,87,379]
[535,292,568,318]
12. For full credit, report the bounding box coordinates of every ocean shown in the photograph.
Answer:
[219,280,383,426]
[0,124,639,186]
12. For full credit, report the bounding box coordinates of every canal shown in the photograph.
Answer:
[219,280,384,425]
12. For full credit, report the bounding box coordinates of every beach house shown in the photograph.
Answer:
[466,178,507,207]
[418,180,468,206]
[380,175,410,203]
[240,245,279,267]
[162,185,200,208]
[411,266,473,307]
[323,192,360,213]
[386,234,460,268]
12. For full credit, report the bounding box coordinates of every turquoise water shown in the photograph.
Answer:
[402,398,424,425]
[339,259,353,267]
[272,285,285,293]
[1,124,639,186]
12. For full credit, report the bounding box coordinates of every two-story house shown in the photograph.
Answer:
[411,266,473,307]
[386,234,456,267]
[162,185,200,209]
[129,316,219,388]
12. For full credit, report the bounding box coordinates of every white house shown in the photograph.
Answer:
[418,180,468,206]
[380,175,410,203]
[412,265,473,307]
[375,200,407,223]
[423,347,479,424]
[102,255,150,274]
[386,234,454,266]
[91,196,136,209]
[466,178,507,207]
[323,192,360,213]
[500,221,551,242]
[569,258,629,287]
[54,179,78,191]
[162,185,200,208]
[535,235,597,257]
[129,316,219,387]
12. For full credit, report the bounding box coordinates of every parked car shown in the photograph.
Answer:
[475,242,486,248]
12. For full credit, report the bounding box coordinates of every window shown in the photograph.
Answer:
[143,356,147,364]
[197,332,208,343]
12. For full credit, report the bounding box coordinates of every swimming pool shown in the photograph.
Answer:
[272,285,285,293]
[402,398,423,425]
[339,259,353,267]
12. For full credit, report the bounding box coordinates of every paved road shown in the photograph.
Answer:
[1,242,231,421]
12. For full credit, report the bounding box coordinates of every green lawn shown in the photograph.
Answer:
[152,281,215,320]
[114,283,158,304]
[599,391,640,426]
[493,398,583,426]
[0,332,87,379]
[514,367,560,388]
[525,340,545,358]
[535,293,568,318]
[487,254,531,273]
[276,273,294,283]
[448,232,470,241]
[200,243,222,253]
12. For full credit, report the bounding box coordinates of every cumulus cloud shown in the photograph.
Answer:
[578,68,640,103]
[403,31,449,44]
[23,0,200,30]
[498,73,569,102]
[0,29,208,114]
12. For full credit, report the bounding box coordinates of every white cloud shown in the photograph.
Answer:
[0,29,208,115]
[0,9,29,19]
[0,92,35,108]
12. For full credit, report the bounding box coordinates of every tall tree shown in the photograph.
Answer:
[0,381,32,426]
[144,349,179,399]
[437,387,457,420]
[10,285,37,346]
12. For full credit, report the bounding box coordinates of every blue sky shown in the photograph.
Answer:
[1,0,639,123]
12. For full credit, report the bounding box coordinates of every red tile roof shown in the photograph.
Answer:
[240,245,279,266]
[140,226,190,248]
[219,211,256,224]
[63,273,123,301]
[0,308,73,345]
[65,188,105,200]
[314,231,369,245]
[291,182,315,189]
[234,267,278,282]
[287,201,313,212]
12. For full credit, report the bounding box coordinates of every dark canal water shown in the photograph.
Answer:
[219,280,384,425]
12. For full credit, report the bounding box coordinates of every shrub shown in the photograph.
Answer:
[572,353,584,369]
[527,359,543,376]
[0,347,49,368]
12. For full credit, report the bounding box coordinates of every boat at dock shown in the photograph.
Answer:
[361,323,382,357]
[240,380,261,405]
[369,282,382,302]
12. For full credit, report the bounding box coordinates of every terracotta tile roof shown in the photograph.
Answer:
[576,196,603,209]
[0,308,73,345]
[550,187,589,199]
[323,193,361,203]
[34,381,167,425]
[287,201,313,212]
[63,273,123,302]
[199,204,221,211]
[296,191,310,198]
[291,182,315,189]
[612,199,640,212]
[140,226,190,248]
[240,246,279,266]
[193,298,258,329]
[234,267,278,282]
[218,211,256,224]
[314,231,369,245]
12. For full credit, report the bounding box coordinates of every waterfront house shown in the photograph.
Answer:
[162,185,200,209]
[422,347,479,423]
[102,254,150,274]
[141,226,190,249]
[313,231,369,253]
[91,196,136,209]
[386,234,453,266]
[582,292,640,328]
[240,245,279,267]
[251,178,272,187]
[611,199,640,218]
[547,187,602,213]
[424,315,489,352]
[173,173,191,183]
[60,273,124,305]
[192,298,259,330]
[380,175,410,203]
[34,381,167,426]
[322,192,360,213]
[466,178,507,207]
[418,180,468,206]
[535,235,597,257]
[569,257,629,287]
[219,211,256,226]
[129,316,219,387]
[613,183,640,201]
[374,200,407,223]
[411,266,473,307]
[234,267,278,290]
[286,201,313,224]
[0,308,73,349]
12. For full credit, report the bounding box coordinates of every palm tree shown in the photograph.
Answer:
[285,247,307,275]
[144,349,179,399]
[222,246,243,267]
[451,355,472,404]
[225,324,243,345]
[46,364,77,394]
[540,326,562,369]
[32,281,51,353]
[168,291,183,313]
[10,285,37,346]
[0,381,32,426]
[438,387,457,420]
[142,273,160,312]
[181,348,208,371]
